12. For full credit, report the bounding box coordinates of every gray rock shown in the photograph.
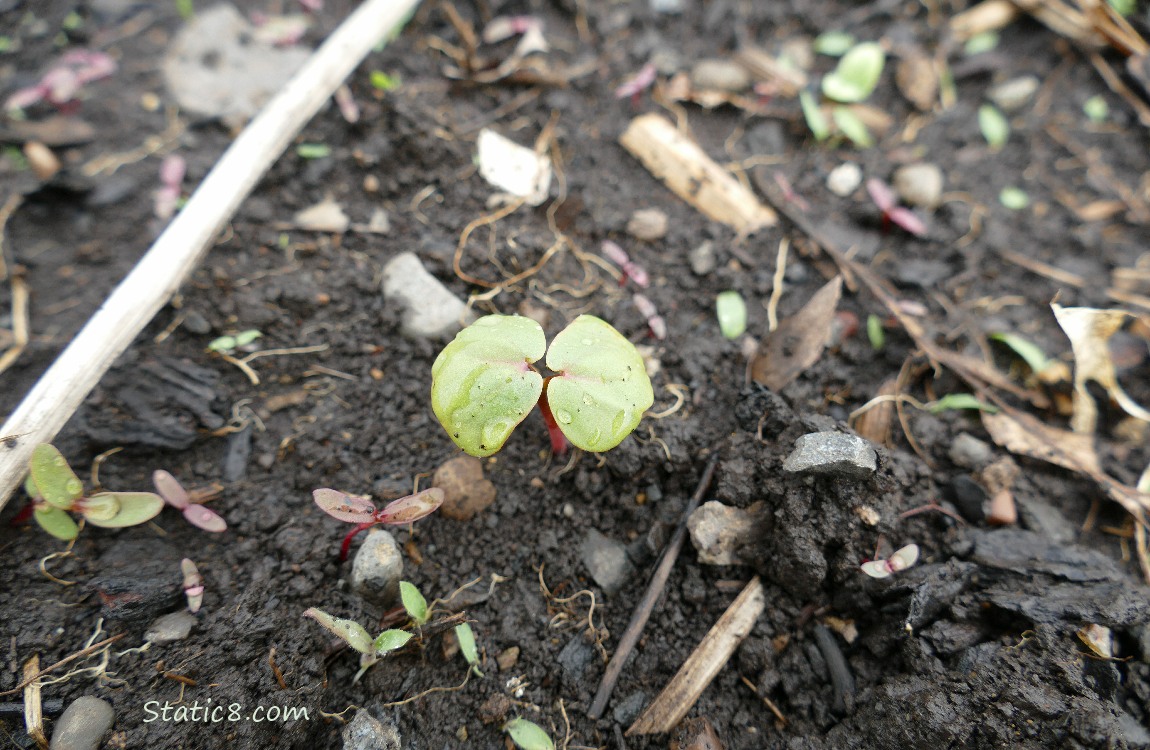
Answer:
[689,240,717,276]
[145,611,196,644]
[782,432,877,479]
[690,59,751,92]
[50,696,114,750]
[580,529,635,595]
[350,530,403,606]
[613,691,648,725]
[1015,493,1078,545]
[650,0,684,13]
[381,252,474,339]
[687,501,765,565]
[948,432,992,469]
[162,5,310,123]
[988,76,1039,112]
[341,710,400,750]
[557,633,595,684]
[893,163,944,209]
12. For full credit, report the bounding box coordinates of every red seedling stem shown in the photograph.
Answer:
[340,521,377,562]
[537,379,569,457]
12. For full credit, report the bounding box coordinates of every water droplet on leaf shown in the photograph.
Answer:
[555,410,573,424]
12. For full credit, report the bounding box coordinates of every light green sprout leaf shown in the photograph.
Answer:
[303,608,374,654]
[400,581,430,625]
[370,71,400,91]
[813,31,855,56]
[34,505,79,540]
[978,104,1009,150]
[545,315,654,453]
[990,332,1050,374]
[30,443,84,509]
[504,718,554,750]
[81,492,164,528]
[831,106,873,147]
[431,315,546,457]
[1108,0,1134,16]
[998,186,1029,210]
[928,393,998,414]
[455,622,483,676]
[207,329,261,354]
[867,314,884,350]
[296,143,331,159]
[1083,95,1108,123]
[800,90,830,141]
[715,291,747,339]
[963,31,999,55]
[821,42,885,103]
[373,629,412,655]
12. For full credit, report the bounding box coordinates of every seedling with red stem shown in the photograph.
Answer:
[866,178,926,237]
[313,487,444,561]
[860,543,919,578]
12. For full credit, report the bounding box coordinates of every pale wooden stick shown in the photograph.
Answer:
[627,576,765,735]
[0,0,422,512]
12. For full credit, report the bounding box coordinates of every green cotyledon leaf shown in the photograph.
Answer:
[34,505,79,540]
[431,315,546,457]
[544,315,654,453]
[81,492,164,528]
[30,444,84,509]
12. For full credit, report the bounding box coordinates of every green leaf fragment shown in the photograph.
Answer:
[296,143,331,159]
[34,505,79,540]
[30,444,84,509]
[431,314,546,457]
[800,90,830,141]
[1108,0,1135,16]
[545,315,654,453]
[867,314,884,350]
[831,106,873,147]
[998,186,1029,210]
[978,104,1009,150]
[990,332,1050,374]
[963,31,999,55]
[399,581,430,625]
[373,629,412,655]
[504,718,554,750]
[821,42,885,103]
[715,291,747,339]
[455,622,483,676]
[207,331,260,354]
[1083,95,1108,123]
[303,608,374,654]
[813,31,855,56]
[928,393,998,414]
[370,70,400,91]
[81,492,164,528]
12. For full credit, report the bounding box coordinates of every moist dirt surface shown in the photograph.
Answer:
[3,1,1150,749]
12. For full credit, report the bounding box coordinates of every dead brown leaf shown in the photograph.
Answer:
[982,410,1102,475]
[852,377,897,446]
[895,55,939,111]
[751,276,842,391]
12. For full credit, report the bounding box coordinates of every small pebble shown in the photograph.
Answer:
[144,611,196,644]
[690,59,751,92]
[496,646,520,671]
[627,208,668,241]
[826,162,862,197]
[949,432,992,469]
[893,163,944,209]
[988,76,1039,112]
[782,432,877,479]
[580,529,635,595]
[24,141,61,180]
[50,697,114,750]
[689,241,717,275]
[381,251,474,339]
[341,710,400,750]
[350,530,403,606]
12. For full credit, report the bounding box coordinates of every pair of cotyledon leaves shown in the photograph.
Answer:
[431,315,655,457]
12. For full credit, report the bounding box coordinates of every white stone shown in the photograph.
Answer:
[350,530,403,606]
[381,252,474,339]
[827,162,862,197]
[893,163,944,209]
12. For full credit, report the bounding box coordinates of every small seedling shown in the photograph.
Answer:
[1083,95,1108,123]
[927,393,997,414]
[989,332,1050,374]
[998,186,1029,210]
[602,240,649,288]
[831,106,873,148]
[614,62,657,104]
[455,622,483,676]
[181,558,204,613]
[303,607,412,681]
[866,314,884,350]
[369,70,400,92]
[431,314,654,457]
[813,31,855,56]
[296,142,331,159]
[504,718,554,750]
[820,42,885,103]
[866,178,926,237]
[963,31,999,55]
[400,580,431,625]
[154,154,185,220]
[861,543,919,578]
[715,291,747,339]
[207,329,261,354]
[25,444,164,541]
[978,104,1010,150]
[4,49,116,112]
[313,487,443,561]
[632,294,667,341]
[154,470,226,532]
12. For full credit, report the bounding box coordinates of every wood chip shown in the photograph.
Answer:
[619,113,776,234]
[628,577,765,735]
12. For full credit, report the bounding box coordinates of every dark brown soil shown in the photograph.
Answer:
[3,1,1150,749]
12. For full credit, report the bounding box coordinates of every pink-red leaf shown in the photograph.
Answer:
[183,504,227,533]
[376,488,444,525]
[313,488,377,523]
[153,470,190,509]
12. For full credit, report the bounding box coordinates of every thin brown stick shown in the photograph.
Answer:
[0,635,125,697]
[587,452,720,720]
[0,273,30,376]
[0,193,23,283]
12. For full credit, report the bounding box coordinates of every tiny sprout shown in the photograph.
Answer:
[820,42,885,103]
[998,186,1029,210]
[182,558,204,613]
[154,470,227,533]
[504,718,554,750]
[1083,95,1108,123]
[861,543,919,578]
[927,393,997,414]
[303,607,410,681]
[296,143,331,159]
[813,31,855,56]
[866,314,885,350]
[989,332,1050,374]
[963,31,999,55]
[978,104,1010,150]
[455,622,483,676]
[400,581,431,625]
[207,329,261,354]
[313,487,443,561]
[831,106,873,148]
[431,315,654,457]
[614,62,657,103]
[800,90,830,142]
[866,178,926,237]
[369,70,400,92]
[632,294,667,340]
[602,240,649,288]
[715,291,747,339]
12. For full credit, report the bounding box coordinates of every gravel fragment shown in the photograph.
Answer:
[782,432,877,479]
[350,530,403,606]
[49,697,113,750]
